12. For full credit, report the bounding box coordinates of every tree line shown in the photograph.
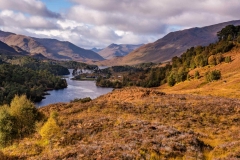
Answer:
[5,56,70,75]
[0,64,67,105]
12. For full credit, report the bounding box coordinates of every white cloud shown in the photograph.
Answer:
[57,20,84,29]
[70,0,240,20]
[0,0,60,18]
[115,30,125,36]
[0,10,58,29]
[1,0,240,49]
[67,5,166,34]
[62,0,240,48]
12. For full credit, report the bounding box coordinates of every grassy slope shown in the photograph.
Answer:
[159,46,240,99]
[1,87,239,159]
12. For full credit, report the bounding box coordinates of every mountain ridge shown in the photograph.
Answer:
[0,41,23,56]
[0,30,104,62]
[96,20,240,66]
[91,47,103,53]
[97,43,143,59]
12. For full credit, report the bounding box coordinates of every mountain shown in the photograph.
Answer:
[91,47,103,53]
[33,38,104,61]
[10,45,29,55]
[0,30,104,62]
[0,41,22,56]
[97,20,240,66]
[98,43,143,59]
[31,53,48,60]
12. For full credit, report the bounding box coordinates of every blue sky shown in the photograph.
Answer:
[0,0,239,49]
[41,0,73,12]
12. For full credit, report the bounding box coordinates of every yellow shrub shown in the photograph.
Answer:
[39,112,60,144]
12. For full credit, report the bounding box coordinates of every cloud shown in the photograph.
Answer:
[70,0,240,18]
[0,0,60,18]
[27,20,154,49]
[70,0,188,18]
[0,10,58,29]
[67,4,167,34]
[0,18,4,25]
[68,0,240,31]
[1,0,240,49]
[55,0,240,48]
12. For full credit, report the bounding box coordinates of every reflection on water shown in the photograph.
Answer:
[35,69,112,107]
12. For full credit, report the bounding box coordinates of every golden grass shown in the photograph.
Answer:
[159,47,240,99]
[1,87,239,159]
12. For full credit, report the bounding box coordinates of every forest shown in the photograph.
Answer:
[3,56,70,75]
[56,60,98,70]
[0,56,70,105]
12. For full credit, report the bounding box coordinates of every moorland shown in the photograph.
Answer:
[0,24,240,160]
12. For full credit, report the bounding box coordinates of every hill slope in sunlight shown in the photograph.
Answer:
[1,87,239,159]
[159,45,240,99]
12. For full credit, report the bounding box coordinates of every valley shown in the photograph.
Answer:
[0,21,240,160]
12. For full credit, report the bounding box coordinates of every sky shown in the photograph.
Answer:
[0,0,239,49]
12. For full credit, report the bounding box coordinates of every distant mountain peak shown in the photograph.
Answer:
[91,47,103,53]
[109,43,118,47]
[117,20,240,65]
[95,20,240,66]
[98,43,143,60]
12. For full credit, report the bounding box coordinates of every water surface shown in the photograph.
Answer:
[36,70,112,107]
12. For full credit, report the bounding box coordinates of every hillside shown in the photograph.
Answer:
[159,46,240,98]
[0,41,21,56]
[0,87,239,159]
[97,20,240,66]
[33,38,104,61]
[97,43,143,59]
[0,30,104,62]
